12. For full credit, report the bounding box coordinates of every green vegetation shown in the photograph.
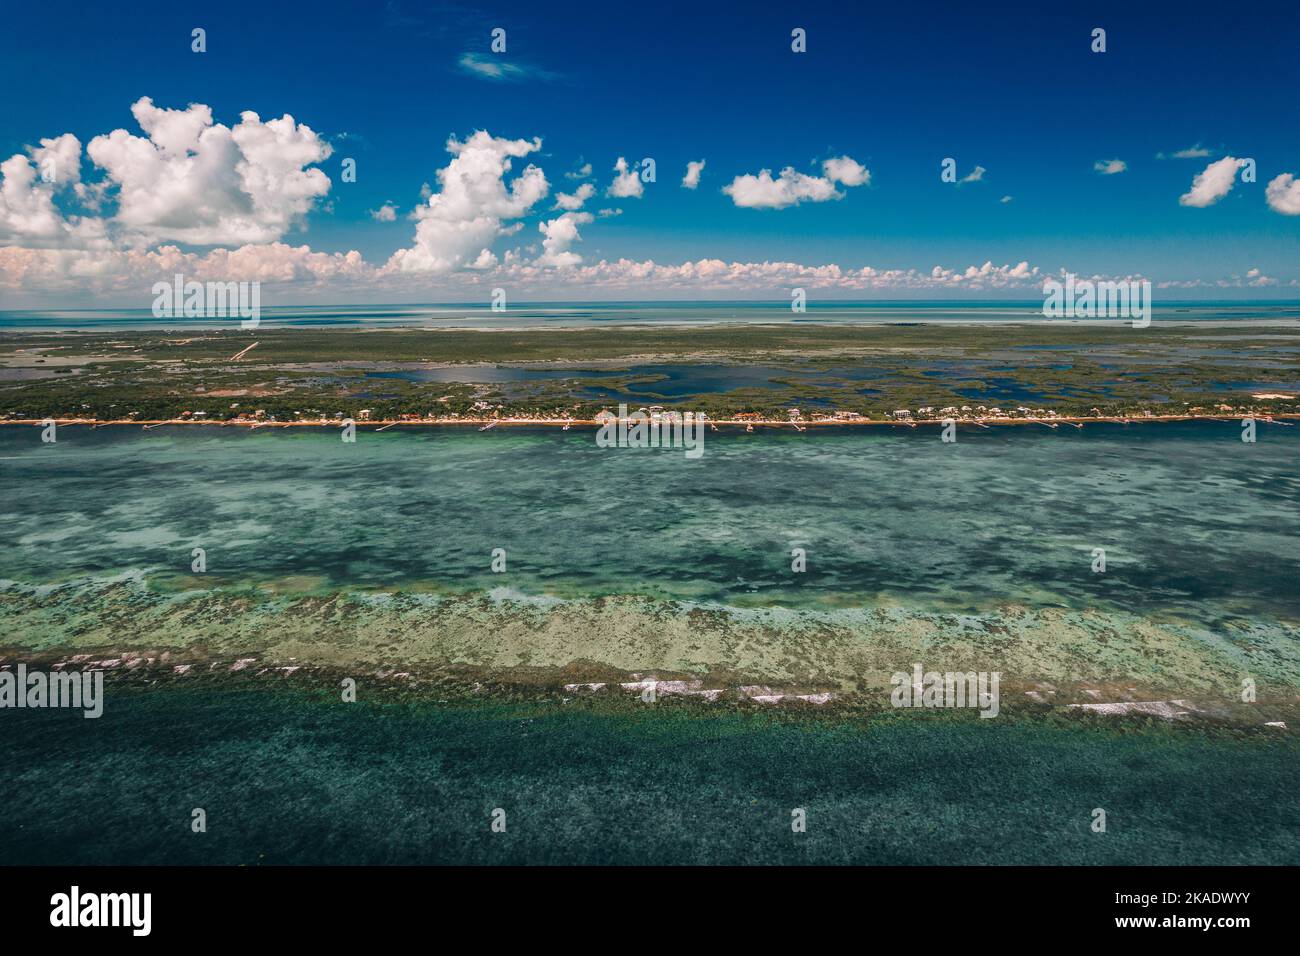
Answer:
[2,323,1298,421]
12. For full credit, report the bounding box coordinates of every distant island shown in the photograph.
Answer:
[3,321,1298,426]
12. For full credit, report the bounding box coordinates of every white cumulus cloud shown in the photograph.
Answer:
[607,157,644,199]
[1265,173,1300,215]
[84,97,333,245]
[553,182,594,211]
[0,152,74,241]
[31,134,85,193]
[681,160,705,189]
[0,242,374,293]
[723,155,870,209]
[0,135,109,246]
[822,156,870,187]
[385,130,548,274]
[536,212,593,267]
[1179,156,1241,207]
[1094,159,1127,175]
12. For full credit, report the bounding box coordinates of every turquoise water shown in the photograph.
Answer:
[3,300,1300,330]
[2,423,1297,866]
[1,422,1297,622]
[1,684,1295,865]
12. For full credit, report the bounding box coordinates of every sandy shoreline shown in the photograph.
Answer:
[5,413,1299,430]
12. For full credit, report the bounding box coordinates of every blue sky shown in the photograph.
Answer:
[1,0,1298,304]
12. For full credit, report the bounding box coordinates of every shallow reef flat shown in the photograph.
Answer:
[3,576,1298,726]
[1,423,1297,725]
[2,416,1297,867]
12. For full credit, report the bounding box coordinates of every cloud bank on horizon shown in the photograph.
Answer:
[0,93,1297,302]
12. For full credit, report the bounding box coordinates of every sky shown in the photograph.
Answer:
[1,0,1298,306]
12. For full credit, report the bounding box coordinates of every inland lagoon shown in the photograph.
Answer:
[1,423,1297,864]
